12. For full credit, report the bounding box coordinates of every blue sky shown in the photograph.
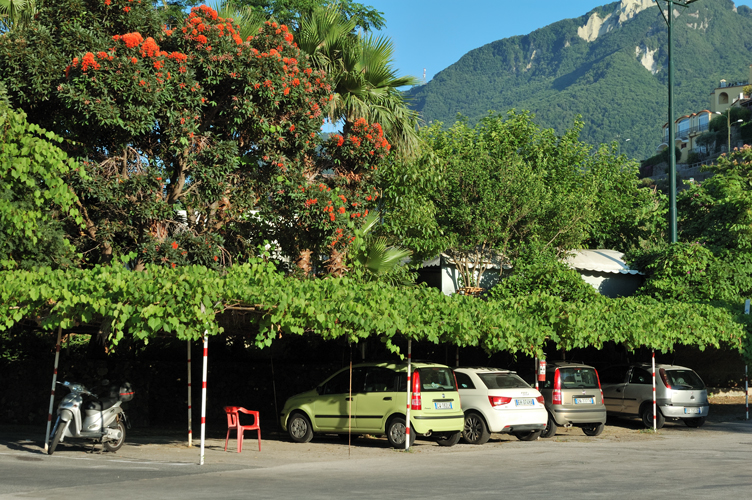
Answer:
[370,0,752,83]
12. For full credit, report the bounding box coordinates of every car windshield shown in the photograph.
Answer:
[559,367,599,389]
[665,369,705,390]
[418,368,456,392]
[477,373,530,390]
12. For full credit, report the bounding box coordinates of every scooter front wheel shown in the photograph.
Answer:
[103,420,126,452]
[48,421,66,455]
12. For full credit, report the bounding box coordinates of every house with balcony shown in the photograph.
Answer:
[655,65,751,163]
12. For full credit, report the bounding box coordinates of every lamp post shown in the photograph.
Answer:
[714,111,743,153]
[656,0,700,244]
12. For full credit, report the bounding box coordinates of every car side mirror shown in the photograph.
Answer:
[315,385,323,395]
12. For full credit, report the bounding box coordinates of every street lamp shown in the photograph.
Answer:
[714,111,744,153]
[656,0,701,244]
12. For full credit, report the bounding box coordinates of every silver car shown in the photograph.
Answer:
[599,363,709,429]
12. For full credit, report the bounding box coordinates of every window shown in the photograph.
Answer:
[417,367,456,392]
[455,372,475,390]
[363,367,397,392]
[720,92,729,104]
[665,369,705,390]
[629,367,652,384]
[477,373,529,390]
[558,368,599,389]
[321,367,366,394]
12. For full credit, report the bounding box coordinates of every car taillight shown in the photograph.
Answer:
[595,368,605,405]
[488,396,512,407]
[535,395,545,404]
[552,368,562,405]
[659,368,671,389]
[411,370,422,410]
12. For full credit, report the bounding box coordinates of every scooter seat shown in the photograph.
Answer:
[85,397,118,411]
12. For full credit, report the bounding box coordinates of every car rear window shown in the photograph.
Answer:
[477,373,530,390]
[665,369,705,390]
[417,367,456,392]
[559,367,599,389]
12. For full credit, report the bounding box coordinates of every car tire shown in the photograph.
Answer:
[288,412,314,443]
[540,413,557,438]
[386,416,415,449]
[514,430,542,441]
[436,431,462,447]
[581,422,604,437]
[684,417,706,428]
[462,412,491,445]
[641,405,665,429]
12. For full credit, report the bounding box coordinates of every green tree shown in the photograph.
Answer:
[0,83,83,270]
[295,5,420,156]
[0,1,335,268]
[0,0,36,32]
[235,0,385,31]
[420,112,601,290]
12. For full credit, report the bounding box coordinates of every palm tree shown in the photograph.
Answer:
[295,6,422,157]
[210,1,265,40]
[0,0,36,33]
[351,212,413,285]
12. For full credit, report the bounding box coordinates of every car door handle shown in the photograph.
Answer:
[345,397,353,401]
[383,397,392,401]
[616,389,622,393]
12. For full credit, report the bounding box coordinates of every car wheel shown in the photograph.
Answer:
[462,412,490,445]
[540,413,557,438]
[514,430,542,441]
[641,405,665,429]
[102,419,126,452]
[435,431,462,447]
[288,412,313,443]
[386,416,415,449]
[581,422,604,437]
[684,417,706,428]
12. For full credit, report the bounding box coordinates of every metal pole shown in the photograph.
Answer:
[667,0,677,243]
[405,339,412,452]
[535,356,539,391]
[652,350,657,431]
[44,326,63,452]
[199,334,208,465]
[728,112,732,153]
[188,340,192,447]
[455,346,459,368]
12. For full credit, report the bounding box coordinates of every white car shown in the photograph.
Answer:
[454,367,548,444]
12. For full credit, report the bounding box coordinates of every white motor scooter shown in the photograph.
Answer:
[48,380,133,455]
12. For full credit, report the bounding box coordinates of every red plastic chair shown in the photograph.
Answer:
[224,406,261,452]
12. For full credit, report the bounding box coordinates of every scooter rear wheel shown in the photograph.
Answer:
[48,421,66,455]
[103,420,126,452]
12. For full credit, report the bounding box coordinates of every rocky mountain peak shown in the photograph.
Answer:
[578,0,656,42]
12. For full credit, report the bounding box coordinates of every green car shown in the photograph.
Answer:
[280,362,464,448]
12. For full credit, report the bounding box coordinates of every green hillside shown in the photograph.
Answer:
[406,0,752,159]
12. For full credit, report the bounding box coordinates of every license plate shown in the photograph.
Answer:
[574,398,594,404]
[434,402,452,410]
[515,398,534,406]
[684,407,700,414]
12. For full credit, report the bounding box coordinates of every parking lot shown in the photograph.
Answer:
[0,397,750,499]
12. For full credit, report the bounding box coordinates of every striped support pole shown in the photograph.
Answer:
[535,356,539,391]
[44,326,63,452]
[188,340,193,447]
[199,334,208,465]
[455,347,459,368]
[652,349,657,432]
[405,339,412,452]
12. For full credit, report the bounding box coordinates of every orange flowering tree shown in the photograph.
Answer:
[0,1,339,269]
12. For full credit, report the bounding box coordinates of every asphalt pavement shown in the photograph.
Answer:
[1,415,751,499]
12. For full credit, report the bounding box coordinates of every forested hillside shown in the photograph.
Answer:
[406,0,752,159]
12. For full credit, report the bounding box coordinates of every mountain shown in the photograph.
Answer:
[406,0,752,159]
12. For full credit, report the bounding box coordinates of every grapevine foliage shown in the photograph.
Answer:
[0,263,749,361]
